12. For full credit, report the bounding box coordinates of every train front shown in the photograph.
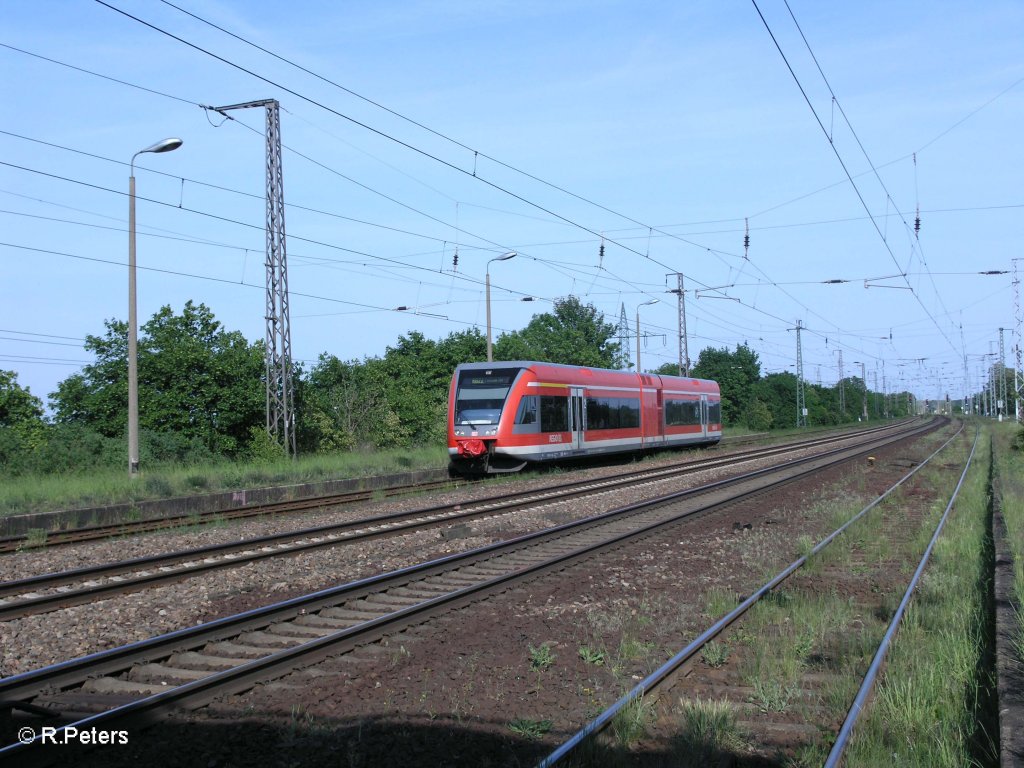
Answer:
[447,363,527,474]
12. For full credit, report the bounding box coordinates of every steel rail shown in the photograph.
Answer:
[0,478,460,553]
[0,420,912,553]
[1,420,933,700]
[537,421,967,767]
[823,426,980,767]
[0,420,922,620]
[0,419,942,765]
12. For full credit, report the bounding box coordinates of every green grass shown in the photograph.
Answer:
[1000,426,1024,667]
[665,431,981,762]
[609,695,654,747]
[0,444,449,518]
[672,697,748,764]
[841,426,998,767]
[529,643,556,671]
[703,587,738,620]
[701,641,729,668]
[508,718,553,740]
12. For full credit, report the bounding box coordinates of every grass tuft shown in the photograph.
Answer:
[507,718,553,740]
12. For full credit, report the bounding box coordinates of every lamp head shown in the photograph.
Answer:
[131,138,183,174]
[141,138,183,154]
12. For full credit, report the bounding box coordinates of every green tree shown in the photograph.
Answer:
[300,328,487,452]
[0,370,44,427]
[805,383,837,426]
[0,370,47,472]
[493,296,624,368]
[690,344,762,426]
[141,302,264,454]
[51,319,129,435]
[300,355,405,451]
[379,329,487,444]
[51,302,264,457]
[755,372,798,429]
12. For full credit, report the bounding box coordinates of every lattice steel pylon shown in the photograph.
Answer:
[668,273,690,376]
[1015,259,1022,422]
[791,320,806,427]
[212,99,296,456]
[618,303,631,370]
[999,327,1008,421]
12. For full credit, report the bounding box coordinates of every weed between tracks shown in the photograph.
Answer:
[1000,427,1024,666]
[581,427,996,767]
[839,429,999,767]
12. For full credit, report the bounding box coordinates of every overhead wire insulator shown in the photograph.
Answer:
[913,153,921,239]
[743,217,750,257]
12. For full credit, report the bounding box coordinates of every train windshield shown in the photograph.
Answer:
[454,367,520,426]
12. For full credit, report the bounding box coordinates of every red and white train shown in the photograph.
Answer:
[447,361,721,474]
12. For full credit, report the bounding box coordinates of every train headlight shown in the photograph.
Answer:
[454,427,467,437]
[484,427,498,436]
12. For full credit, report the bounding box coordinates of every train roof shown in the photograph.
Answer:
[452,361,719,393]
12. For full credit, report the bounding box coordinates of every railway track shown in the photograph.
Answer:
[0,477,462,554]
[0,419,922,620]
[538,422,973,766]
[0,422,899,554]
[0,417,942,765]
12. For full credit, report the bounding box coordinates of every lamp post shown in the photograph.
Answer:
[485,252,516,362]
[635,299,658,373]
[128,137,182,476]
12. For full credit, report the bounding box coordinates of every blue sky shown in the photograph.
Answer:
[2,0,1022,409]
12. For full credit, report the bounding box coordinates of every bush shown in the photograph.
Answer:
[243,425,287,463]
[0,423,228,477]
[744,399,773,432]
[140,429,217,466]
[1013,427,1024,452]
[39,424,124,474]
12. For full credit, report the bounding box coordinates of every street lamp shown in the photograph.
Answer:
[636,299,658,373]
[486,252,516,362]
[128,137,182,476]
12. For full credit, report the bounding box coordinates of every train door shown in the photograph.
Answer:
[700,394,709,439]
[569,386,586,450]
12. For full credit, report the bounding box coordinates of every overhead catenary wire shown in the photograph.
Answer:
[92,0,838,335]
[781,0,958,346]
[143,0,1011,363]
[0,240,524,336]
[3,8,1008,391]
[0,32,981,360]
[752,0,961,358]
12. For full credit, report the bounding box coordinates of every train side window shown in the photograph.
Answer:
[665,399,700,426]
[539,396,568,432]
[707,401,722,424]
[515,396,538,424]
[619,398,640,428]
[585,397,639,430]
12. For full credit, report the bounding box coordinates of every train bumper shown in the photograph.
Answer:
[456,438,488,458]
[450,439,527,475]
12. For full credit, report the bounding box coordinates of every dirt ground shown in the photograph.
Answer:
[39,429,962,768]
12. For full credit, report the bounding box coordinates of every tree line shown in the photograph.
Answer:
[1,297,918,475]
